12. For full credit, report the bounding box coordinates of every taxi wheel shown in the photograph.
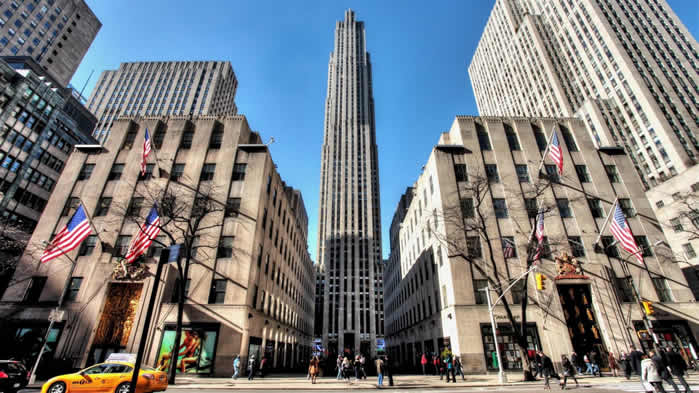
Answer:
[47,382,67,393]
[115,382,131,393]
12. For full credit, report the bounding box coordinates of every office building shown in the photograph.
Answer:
[0,115,314,376]
[317,9,384,357]
[384,115,699,372]
[468,0,698,191]
[0,0,101,87]
[86,61,238,143]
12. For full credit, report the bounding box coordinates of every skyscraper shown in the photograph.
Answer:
[317,9,384,356]
[86,61,238,143]
[0,0,101,87]
[468,0,698,190]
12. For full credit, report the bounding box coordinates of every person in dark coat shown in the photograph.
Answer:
[620,352,633,380]
[540,351,560,390]
[571,352,582,374]
[534,351,543,378]
[630,346,644,376]
[651,349,680,393]
[560,355,579,390]
[666,348,692,393]
[384,356,394,386]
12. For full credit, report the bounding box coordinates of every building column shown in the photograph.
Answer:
[240,327,250,370]
[273,331,279,368]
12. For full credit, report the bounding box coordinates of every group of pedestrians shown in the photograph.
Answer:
[640,347,692,393]
[334,353,368,381]
[417,351,465,382]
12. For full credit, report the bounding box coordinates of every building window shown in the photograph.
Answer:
[485,164,499,183]
[209,129,223,149]
[588,198,605,218]
[77,164,94,181]
[559,125,578,151]
[568,236,585,257]
[170,163,184,181]
[635,236,653,257]
[682,243,696,259]
[225,198,241,217]
[532,124,547,151]
[266,175,272,194]
[493,198,508,218]
[62,197,79,216]
[153,129,166,149]
[139,164,154,180]
[180,130,194,149]
[557,198,572,218]
[516,165,530,182]
[525,198,538,218]
[467,236,482,258]
[502,237,517,258]
[460,197,474,218]
[605,165,620,183]
[615,276,634,303]
[652,277,672,302]
[601,236,619,258]
[23,276,46,303]
[95,197,112,216]
[477,124,491,151]
[655,200,664,209]
[171,278,191,302]
[232,163,246,181]
[128,197,144,217]
[122,130,137,149]
[209,279,226,304]
[454,164,468,182]
[108,164,124,181]
[67,277,83,301]
[200,163,215,181]
[114,235,131,258]
[544,164,559,182]
[504,123,520,150]
[619,199,635,217]
[78,235,97,256]
[511,280,526,304]
[670,217,683,232]
[473,279,488,305]
[217,236,234,258]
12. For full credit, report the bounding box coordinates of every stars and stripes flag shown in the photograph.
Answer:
[40,204,92,263]
[141,128,151,176]
[124,204,161,263]
[610,204,643,263]
[503,238,515,259]
[548,130,564,175]
[533,209,545,260]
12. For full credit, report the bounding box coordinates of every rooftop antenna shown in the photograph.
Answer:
[79,69,95,100]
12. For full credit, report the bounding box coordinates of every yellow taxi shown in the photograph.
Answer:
[41,361,168,393]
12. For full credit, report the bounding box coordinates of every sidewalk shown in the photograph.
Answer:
[163,373,699,390]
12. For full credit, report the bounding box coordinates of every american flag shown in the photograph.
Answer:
[610,204,643,263]
[124,204,161,263]
[533,209,545,260]
[141,128,151,176]
[41,204,92,263]
[503,238,515,258]
[548,131,563,175]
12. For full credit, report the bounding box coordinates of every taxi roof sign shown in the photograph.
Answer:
[105,353,137,363]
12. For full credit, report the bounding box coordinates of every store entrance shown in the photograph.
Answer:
[557,284,607,366]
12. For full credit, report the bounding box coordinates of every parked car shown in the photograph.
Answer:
[0,360,29,393]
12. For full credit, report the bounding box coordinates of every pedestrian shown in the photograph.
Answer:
[667,347,692,393]
[584,353,593,375]
[630,345,644,376]
[375,356,385,387]
[621,352,633,380]
[432,354,439,376]
[652,349,680,393]
[571,352,581,374]
[421,352,428,375]
[642,353,666,393]
[445,354,456,383]
[454,356,465,381]
[259,356,267,378]
[590,351,601,377]
[534,351,543,378]
[360,354,367,379]
[309,356,320,384]
[438,356,446,380]
[385,356,394,386]
[560,355,579,390]
[342,356,352,383]
[336,355,343,380]
[232,355,241,380]
[540,351,560,390]
[608,352,618,377]
[247,355,256,381]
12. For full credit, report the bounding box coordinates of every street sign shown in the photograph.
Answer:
[168,244,181,263]
[48,308,65,322]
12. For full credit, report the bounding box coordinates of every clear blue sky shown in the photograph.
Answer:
[72,0,698,262]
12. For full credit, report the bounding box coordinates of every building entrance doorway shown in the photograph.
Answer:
[89,282,143,364]
[557,284,607,367]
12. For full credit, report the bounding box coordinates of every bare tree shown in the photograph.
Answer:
[433,169,568,381]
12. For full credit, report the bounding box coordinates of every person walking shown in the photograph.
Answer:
[445,354,456,383]
[247,355,256,381]
[590,351,601,377]
[571,352,581,374]
[667,347,692,393]
[342,356,352,384]
[375,356,385,387]
[259,356,267,378]
[584,353,593,375]
[560,355,579,390]
[653,349,681,393]
[534,351,543,378]
[232,355,241,380]
[454,356,465,381]
[336,355,343,380]
[630,345,644,376]
[432,354,439,376]
[642,353,667,393]
[608,352,619,377]
[621,352,633,380]
[384,356,394,387]
[421,353,428,375]
[541,351,560,390]
[360,354,367,379]
[309,356,320,384]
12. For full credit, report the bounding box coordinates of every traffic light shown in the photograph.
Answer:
[642,301,655,316]
[535,273,546,290]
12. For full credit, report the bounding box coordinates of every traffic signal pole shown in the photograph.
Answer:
[620,250,659,351]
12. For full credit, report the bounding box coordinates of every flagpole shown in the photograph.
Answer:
[593,197,618,247]
[536,129,556,176]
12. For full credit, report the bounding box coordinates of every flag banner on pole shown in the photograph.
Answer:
[124,204,161,263]
[41,204,92,263]
[503,238,515,258]
[610,204,643,263]
[548,130,563,175]
[533,209,545,260]
[141,128,151,176]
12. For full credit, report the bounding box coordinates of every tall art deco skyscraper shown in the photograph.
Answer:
[317,9,384,356]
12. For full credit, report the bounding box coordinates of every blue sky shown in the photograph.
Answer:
[72,1,698,261]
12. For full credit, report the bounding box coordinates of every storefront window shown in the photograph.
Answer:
[156,324,219,374]
[481,323,540,370]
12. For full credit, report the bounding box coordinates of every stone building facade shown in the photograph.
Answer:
[0,115,314,377]
[384,115,699,373]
